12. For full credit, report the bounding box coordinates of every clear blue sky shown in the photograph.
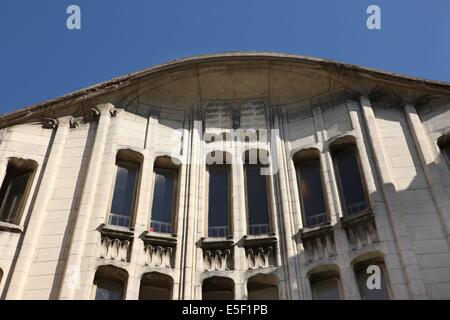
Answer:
[0,0,449,114]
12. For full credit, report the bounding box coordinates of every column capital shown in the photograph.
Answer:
[91,103,121,118]
[42,118,59,129]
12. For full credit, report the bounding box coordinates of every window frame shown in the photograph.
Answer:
[149,157,180,234]
[0,160,37,226]
[332,146,370,217]
[243,162,273,236]
[107,159,141,229]
[205,163,233,237]
[294,157,329,228]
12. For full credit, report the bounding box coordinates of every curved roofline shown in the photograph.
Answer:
[2,51,450,122]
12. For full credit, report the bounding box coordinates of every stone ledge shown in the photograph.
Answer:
[0,221,24,233]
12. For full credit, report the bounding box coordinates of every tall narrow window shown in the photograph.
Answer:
[310,273,342,300]
[355,261,391,300]
[443,143,450,167]
[294,150,328,227]
[150,157,179,234]
[202,276,234,300]
[245,164,270,235]
[333,146,368,215]
[0,160,36,225]
[93,266,127,300]
[139,272,173,300]
[207,165,230,237]
[109,161,139,227]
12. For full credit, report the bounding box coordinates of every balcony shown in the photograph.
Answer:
[98,224,134,263]
[242,234,277,270]
[141,231,177,269]
[341,210,378,252]
[200,237,234,272]
[299,224,336,263]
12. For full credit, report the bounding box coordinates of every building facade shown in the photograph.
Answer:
[0,53,449,300]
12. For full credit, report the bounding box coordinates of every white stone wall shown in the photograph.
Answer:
[0,95,449,300]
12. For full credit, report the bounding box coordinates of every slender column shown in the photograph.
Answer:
[272,109,300,299]
[59,104,116,300]
[5,117,70,299]
[182,117,202,299]
[404,103,450,244]
[359,96,427,299]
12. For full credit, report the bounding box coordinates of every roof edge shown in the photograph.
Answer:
[2,51,450,122]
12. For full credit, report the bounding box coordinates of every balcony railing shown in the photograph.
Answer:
[108,213,131,228]
[249,223,270,235]
[150,220,172,234]
[208,225,229,238]
[305,212,328,227]
[346,201,368,215]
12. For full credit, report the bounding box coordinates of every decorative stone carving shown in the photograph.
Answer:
[299,225,336,263]
[42,118,58,129]
[342,213,379,251]
[246,246,274,270]
[69,116,84,128]
[110,108,119,117]
[143,245,173,268]
[203,249,232,271]
[200,237,234,271]
[243,235,277,270]
[100,237,130,262]
[141,231,177,269]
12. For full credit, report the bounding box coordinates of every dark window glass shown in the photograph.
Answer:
[444,145,450,165]
[356,263,390,300]
[297,160,327,227]
[95,279,124,300]
[0,166,33,224]
[202,277,234,300]
[208,165,230,237]
[245,164,270,235]
[150,168,176,233]
[109,162,138,227]
[334,148,368,215]
[311,277,342,300]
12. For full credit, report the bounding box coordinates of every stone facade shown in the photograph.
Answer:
[0,53,449,300]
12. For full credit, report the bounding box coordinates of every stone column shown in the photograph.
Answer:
[359,96,427,299]
[272,108,300,300]
[181,117,202,299]
[404,103,450,244]
[59,104,116,300]
[5,117,70,299]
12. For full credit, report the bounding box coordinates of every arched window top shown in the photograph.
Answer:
[6,157,38,170]
[139,272,173,300]
[307,263,341,281]
[141,271,174,285]
[206,150,233,166]
[93,265,128,300]
[116,148,143,163]
[351,250,385,267]
[154,155,181,170]
[202,276,235,300]
[95,265,128,282]
[329,135,357,154]
[437,131,450,149]
[247,273,279,286]
[292,148,321,164]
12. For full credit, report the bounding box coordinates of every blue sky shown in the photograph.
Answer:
[0,0,449,114]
